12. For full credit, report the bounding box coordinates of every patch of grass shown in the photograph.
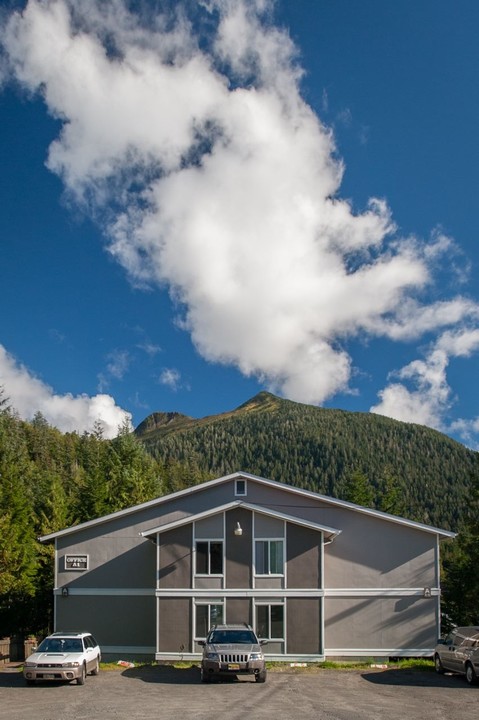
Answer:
[100,658,435,673]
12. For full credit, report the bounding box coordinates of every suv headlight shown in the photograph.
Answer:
[250,653,263,660]
[206,652,219,660]
[62,662,80,667]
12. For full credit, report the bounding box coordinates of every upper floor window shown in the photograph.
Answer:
[196,541,223,575]
[235,478,247,496]
[255,539,284,575]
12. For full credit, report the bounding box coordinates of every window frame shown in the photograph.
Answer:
[194,600,225,640]
[195,539,224,576]
[254,601,285,641]
[235,478,247,496]
[254,538,285,576]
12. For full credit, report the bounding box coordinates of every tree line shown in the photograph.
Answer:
[1,388,478,638]
[0,391,210,638]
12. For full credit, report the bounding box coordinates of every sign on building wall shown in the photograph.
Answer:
[64,554,89,570]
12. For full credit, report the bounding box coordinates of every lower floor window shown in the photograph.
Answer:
[255,604,284,640]
[195,603,224,639]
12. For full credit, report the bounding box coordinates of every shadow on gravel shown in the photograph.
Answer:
[362,669,474,689]
[122,664,202,685]
[0,665,26,688]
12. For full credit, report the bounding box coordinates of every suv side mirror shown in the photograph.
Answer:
[198,640,206,647]
[259,639,268,646]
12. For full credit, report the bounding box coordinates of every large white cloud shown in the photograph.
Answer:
[0,345,132,438]
[2,0,479,418]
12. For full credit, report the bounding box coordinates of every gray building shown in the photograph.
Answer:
[40,472,455,661]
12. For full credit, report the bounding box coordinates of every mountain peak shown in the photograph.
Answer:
[236,391,281,411]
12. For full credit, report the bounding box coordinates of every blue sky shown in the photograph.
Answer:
[1,0,479,445]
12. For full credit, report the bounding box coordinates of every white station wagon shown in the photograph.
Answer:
[23,631,101,685]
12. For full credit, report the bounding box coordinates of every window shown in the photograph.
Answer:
[235,478,247,496]
[196,541,223,575]
[195,603,224,638]
[255,539,284,574]
[256,604,284,640]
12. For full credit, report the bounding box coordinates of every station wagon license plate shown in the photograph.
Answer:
[43,673,55,679]
[228,663,240,670]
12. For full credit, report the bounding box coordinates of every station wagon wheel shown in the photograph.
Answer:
[91,657,99,676]
[434,654,445,674]
[465,663,477,685]
[77,663,86,685]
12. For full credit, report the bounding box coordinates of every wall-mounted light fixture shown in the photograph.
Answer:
[234,522,243,537]
[423,587,432,598]
[61,587,69,597]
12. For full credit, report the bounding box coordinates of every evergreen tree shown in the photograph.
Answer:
[342,469,375,507]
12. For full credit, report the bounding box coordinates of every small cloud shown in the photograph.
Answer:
[158,367,182,391]
[98,349,130,390]
[336,108,352,127]
[321,88,329,114]
[358,125,369,146]
[370,349,450,430]
[137,341,162,357]
[48,328,66,344]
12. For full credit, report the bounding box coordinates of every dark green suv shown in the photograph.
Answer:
[199,624,267,683]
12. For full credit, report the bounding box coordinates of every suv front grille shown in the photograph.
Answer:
[219,654,249,663]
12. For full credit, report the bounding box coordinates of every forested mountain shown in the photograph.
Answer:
[136,391,479,531]
[2,388,478,637]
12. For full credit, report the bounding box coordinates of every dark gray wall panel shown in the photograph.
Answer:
[225,508,252,588]
[226,598,251,625]
[158,598,191,653]
[287,598,321,654]
[159,526,192,588]
[287,524,321,589]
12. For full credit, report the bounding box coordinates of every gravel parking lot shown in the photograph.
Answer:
[1,663,477,720]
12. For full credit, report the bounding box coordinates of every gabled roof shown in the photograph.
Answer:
[140,500,341,542]
[39,470,456,542]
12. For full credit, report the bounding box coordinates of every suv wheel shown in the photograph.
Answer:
[255,669,267,683]
[77,664,86,685]
[200,666,210,683]
[434,654,444,674]
[465,663,477,685]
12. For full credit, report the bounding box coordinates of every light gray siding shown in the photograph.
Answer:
[324,596,437,650]
[324,510,437,589]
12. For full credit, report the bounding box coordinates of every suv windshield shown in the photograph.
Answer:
[208,630,257,644]
[37,638,83,653]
